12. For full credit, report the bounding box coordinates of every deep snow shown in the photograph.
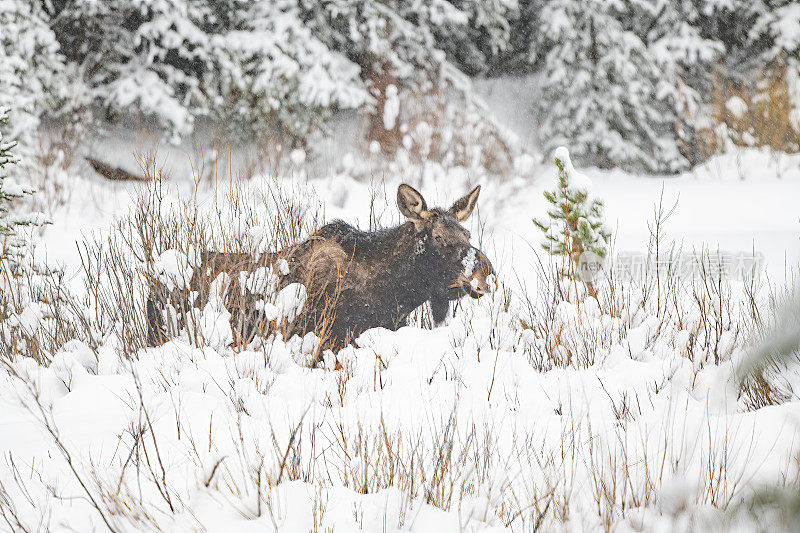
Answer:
[1,145,800,532]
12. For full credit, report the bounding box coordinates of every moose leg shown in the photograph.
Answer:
[430,294,450,326]
[145,293,168,347]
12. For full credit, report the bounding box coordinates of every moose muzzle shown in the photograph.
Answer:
[454,247,495,299]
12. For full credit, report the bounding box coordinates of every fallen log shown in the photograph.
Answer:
[85,156,148,182]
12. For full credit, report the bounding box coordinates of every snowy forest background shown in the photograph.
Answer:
[2,0,799,175]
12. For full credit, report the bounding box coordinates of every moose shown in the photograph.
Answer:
[146,184,495,358]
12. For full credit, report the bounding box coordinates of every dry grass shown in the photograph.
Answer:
[691,64,800,163]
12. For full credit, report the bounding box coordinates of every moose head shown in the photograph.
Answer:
[396,183,495,324]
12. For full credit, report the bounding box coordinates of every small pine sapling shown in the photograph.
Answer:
[534,146,611,297]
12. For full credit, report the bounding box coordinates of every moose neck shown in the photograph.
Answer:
[317,219,454,328]
[373,222,447,315]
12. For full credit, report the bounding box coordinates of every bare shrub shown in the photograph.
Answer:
[690,64,800,164]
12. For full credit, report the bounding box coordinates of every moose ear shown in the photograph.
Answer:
[397,184,429,222]
[448,185,481,222]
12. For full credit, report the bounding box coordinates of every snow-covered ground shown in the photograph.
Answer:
[1,146,799,531]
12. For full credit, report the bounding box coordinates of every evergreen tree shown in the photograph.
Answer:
[489,0,548,74]
[0,1,70,145]
[208,0,368,146]
[751,0,800,68]
[298,0,515,88]
[430,0,519,77]
[534,147,611,287]
[297,0,517,153]
[640,0,724,167]
[536,0,682,173]
[43,0,212,141]
[43,0,119,71]
[102,0,213,141]
[28,0,795,170]
[694,0,768,74]
[43,0,372,144]
[36,0,522,154]
[0,108,43,266]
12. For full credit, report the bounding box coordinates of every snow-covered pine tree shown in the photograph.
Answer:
[0,1,70,147]
[429,0,518,77]
[298,0,517,155]
[45,0,373,145]
[695,0,767,73]
[43,0,109,61]
[0,108,44,267]
[624,0,724,168]
[536,0,682,173]
[750,0,800,132]
[489,0,548,74]
[44,0,213,142]
[107,0,214,142]
[208,0,368,147]
[39,0,523,157]
[534,147,611,288]
[750,0,799,64]
[297,0,442,154]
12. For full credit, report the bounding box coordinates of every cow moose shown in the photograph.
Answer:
[146,183,495,358]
